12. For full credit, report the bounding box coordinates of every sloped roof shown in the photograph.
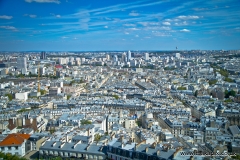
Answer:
[0,133,30,146]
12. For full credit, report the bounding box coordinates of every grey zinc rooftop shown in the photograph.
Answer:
[40,141,105,155]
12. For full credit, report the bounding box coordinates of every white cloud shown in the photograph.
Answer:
[123,24,136,27]
[160,26,171,30]
[56,15,61,18]
[61,36,69,39]
[192,8,208,11]
[138,22,148,26]
[135,35,139,37]
[165,19,172,22]
[104,25,108,28]
[105,17,111,20]
[144,37,151,38]
[29,14,37,18]
[180,29,190,32]
[235,27,240,30]
[177,15,199,20]
[162,22,171,25]
[73,37,78,40]
[175,21,188,26]
[129,11,139,16]
[155,32,172,37]
[128,28,140,30]
[0,15,13,19]
[0,26,17,31]
[124,32,129,34]
[24,14,37,18]
[25,0,60,4]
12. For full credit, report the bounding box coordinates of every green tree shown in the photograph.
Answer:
[224,77,234,83]
[67,95,71,100]
[50,128,55,134]
[224,99,233,103]
[225,90,236,98]
[80,119,92,125]
[94,134,102,142]
[232,154,240,160]
[208,79,217,85]
[136,119,142,127]
[177,87,187,90]
[70,80,75,85]
[113,95,119,99]
[5,93,13,101]
[40,90,47,95]
[80,79,84,83]
[0,152,27,160]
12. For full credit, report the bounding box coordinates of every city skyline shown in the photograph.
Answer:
[0,0,240,51]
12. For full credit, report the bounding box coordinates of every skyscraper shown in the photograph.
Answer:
[176,53,181,59]
[17,56,27,70]
[106,54,110,61]
[127,50,131,62]
[40,51,46,59]
[144,53,149,61]
[122,52,127,63]
[114,55,118,62]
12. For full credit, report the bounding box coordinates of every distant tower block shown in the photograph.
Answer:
[40,51,46,59]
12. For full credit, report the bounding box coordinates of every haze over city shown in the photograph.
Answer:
[0,0,240,51]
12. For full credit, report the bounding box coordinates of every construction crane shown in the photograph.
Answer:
[54,66,56,76]
[38,64,41,92]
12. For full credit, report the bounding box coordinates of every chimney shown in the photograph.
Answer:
[66,134,69,142]
[157,150,160,156]
[145,147,148,153]
[119,135,124,142]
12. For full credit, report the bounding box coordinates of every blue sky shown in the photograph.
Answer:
[0,0,240,51]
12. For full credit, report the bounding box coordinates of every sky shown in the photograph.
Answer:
[0,0,240,51]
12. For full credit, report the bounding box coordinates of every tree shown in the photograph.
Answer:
[50,128,55,134]
[67,95,71,100]
[0,152,27,160]
[70,80,75,85]
[80,79,84,83]
[224,99,232,103]
[224,77,234,83]
[177,87,187,90]
[94,134,102,142]
[80,119,92,125]
[136,119,142,127]
[113,95,119,99]
[208,79,217,85]
[225,90,236,98]
[232,154,240,160]
[5,93,13,101]
[40,90,47,95]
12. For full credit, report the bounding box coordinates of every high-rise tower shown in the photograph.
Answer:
[127,50,131,62]
[40,51,46,59]
[17,56,27,70]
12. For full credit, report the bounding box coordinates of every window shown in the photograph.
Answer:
[15,146,18,150]
[1,147,4,151]
[8,147,11,150]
